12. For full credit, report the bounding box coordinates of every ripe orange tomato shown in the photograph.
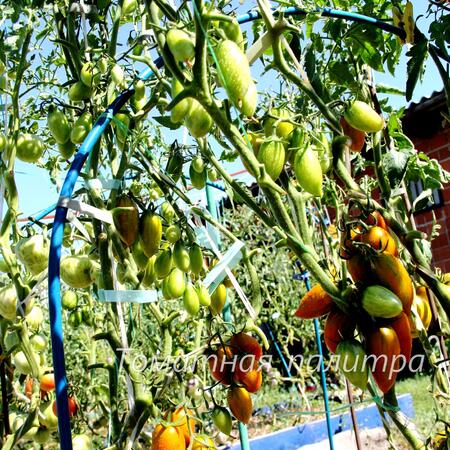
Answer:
[359,226,398,256]
[152,424,186,450]
[227,386,253,424]
[295,284,334,319]
[340,116,365,152]
[39,373,55,392]
[52,396,78,417]
[233,367,262,393]
[25,377,33,399]
[324,310,356,353]
[208,346,234,386]
[230,332,262,361]
[165,407,195,446]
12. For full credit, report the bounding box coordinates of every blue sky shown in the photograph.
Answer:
[6,0,444,220]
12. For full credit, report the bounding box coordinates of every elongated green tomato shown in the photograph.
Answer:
[47,107,70,144]
[189,162,207,189]
[34,428,50,445]
[170,78,192,124]
[68,81,92,102]
[220,19,244,49]
[264,108,294,139]
[111,64,125,86]
[314,134,332,174]
[134,79,145,100]
[257,139,285,181]
[173,241,190,272]
[344,100,384,133]
[139,211,162,257]
[132,239,149,270]
[80,61,101,87]
[16,134,45,163]
[61,256,95,289]
[0,284,17,321]
[294,146,323,197]
[162,275,173,299]
[26,306,44,331]
[216,40,251,109]
[142,255,156,287]
[189,245,204,275]
[0,132,7,151]
[166,29,195,62]
[208,167,218,181]
[240,80,258,117]
[62,290,78,310]
[336,339,368,390]
[185,100,213,138]
[114,112,130,144]
[58,140,76,159]
[362,285,403,318]
[121,0,137,17]
[70,112,93,144]
[30,334,47,352]
[210,283,227,315]
[196,281,211,306]
[166,224,182,243]
[192,155,205,173]
[161,202,176,223]
[39,401,59,430]
[167,268,186,298]
[212,405,232,435]
[68,309,83,327]
[154,249,173,279]
[15,234,48,275]
[112,195,139,247]
[13,351,34,375]
[183,282,200,316]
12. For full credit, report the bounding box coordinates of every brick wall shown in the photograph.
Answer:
[411,123,450,272]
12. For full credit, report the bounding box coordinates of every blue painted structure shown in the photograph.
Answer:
[227,393,414,450]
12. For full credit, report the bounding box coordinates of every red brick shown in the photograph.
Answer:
[428,133,448,149]
[431,233,449,248]
[431,246,450,261]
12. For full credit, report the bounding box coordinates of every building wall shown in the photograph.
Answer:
[411,122,450,272]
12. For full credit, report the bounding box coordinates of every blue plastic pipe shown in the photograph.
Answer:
[47,6,407,448]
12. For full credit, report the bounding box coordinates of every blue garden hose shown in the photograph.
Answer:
[47,6,407,448]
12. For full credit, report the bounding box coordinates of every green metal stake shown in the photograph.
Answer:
[205,183,249,448]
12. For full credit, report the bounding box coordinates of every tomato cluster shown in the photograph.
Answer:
[295,211,436,394]
[207,332,263,425]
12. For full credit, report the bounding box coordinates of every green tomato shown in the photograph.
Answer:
[173,241,190,272]
[38,402,59,430]
[362,285,403,318]
[16,134,45,163]
[170,78,192,124]
[240,80,258,117]
[161,202,176,223]
[212,405,232,435]
[68,81,92,102]
[257,139,285,181]
[114,112,130,144]
[80,61,101,87]
[70,112,92,145]
[60,256,96,289]
[134,79,146,100]
[140,211,162,257]
[68,309,83,328]
[154,249,173,279]
[121,0,138,17]
[111,64,124,86]
[207,167,218,181]
[189,162,206,189]
[344,100,384,133]
[34,428,51,445]
[142,255,156,287]
[0,132,7,151]
[216,40,252,111]
[13,351,34,375]
[15,234,48,276]
[210,283,227,315]
[189,245,203,275]
[58,140,76,159]
[72,434,93,450]
[166,29,195,62]
[47,107,71,144]
[336,339,368,390]
[185,100,213,138]
[264,108,294,139]
[220,19,244,49]
[25,306,44,331]
[0,284,17,321]
[191,155,205,173]
[293,146,323,197]
[30,334,47,352]
[183,282,200,316]
[166,224,182,243]
[132,239,149,270]
[196,281,211,306]
[166,268,186,298]
[62,290,78,310]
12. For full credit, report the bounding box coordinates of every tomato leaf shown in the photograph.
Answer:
[383,149,409,190]
[152,115,180,130]
[405,30,428,102]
